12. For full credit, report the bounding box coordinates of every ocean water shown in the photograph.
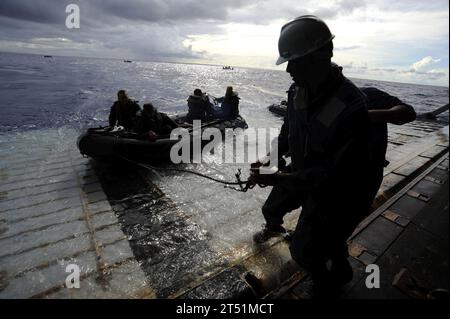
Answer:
[0,51,448,133]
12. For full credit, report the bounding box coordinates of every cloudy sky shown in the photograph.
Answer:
[0,0,448,86]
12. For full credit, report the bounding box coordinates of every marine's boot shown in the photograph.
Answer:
[253,224,287,244]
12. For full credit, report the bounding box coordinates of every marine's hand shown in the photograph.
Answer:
[249,168,283,186]
[250,156,271,169]
[250,161,264,169]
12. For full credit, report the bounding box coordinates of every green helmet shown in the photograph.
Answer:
[276,15,335,65]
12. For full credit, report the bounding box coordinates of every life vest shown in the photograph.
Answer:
[286,77,369,191]
[111,100,141,130]
[220,95,239,119]
[187,95,209,120]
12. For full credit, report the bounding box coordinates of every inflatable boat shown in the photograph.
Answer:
[77,113,248,163]
[268,101,287,117]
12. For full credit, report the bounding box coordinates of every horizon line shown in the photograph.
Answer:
[0,50,449,89]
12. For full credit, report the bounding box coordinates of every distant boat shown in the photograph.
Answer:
[43,55,53,58]
[124,60,133,63]
[222,66,234,70]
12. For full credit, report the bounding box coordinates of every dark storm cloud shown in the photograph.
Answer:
[100,0,231,22]
[0,0,64,24]
[0,0,368,27]
[0,0,252,25]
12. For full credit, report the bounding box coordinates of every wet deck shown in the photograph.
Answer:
[0,129,152,298]
[0,118,448,299]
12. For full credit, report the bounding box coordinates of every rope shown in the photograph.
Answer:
[118,155,264,192]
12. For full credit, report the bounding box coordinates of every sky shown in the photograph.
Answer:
[0,0,448,86]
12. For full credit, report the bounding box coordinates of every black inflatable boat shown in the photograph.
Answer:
[77,113,248,163]
[268,101,287,117]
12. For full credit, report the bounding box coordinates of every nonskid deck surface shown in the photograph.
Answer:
[278,152,449,299]
[0,119,448,298]
[0,129,151,298]
[343,153,449,299]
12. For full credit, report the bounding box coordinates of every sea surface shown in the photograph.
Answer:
[0,52,448,133]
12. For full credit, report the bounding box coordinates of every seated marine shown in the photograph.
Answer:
[186,89,215,122]
[108,90,141,130]
[137,103,178,140]
[216,86,240,120]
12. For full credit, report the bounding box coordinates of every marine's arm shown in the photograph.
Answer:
[108,104,116,127]
[364,88,416,125]
[369,104,416,125]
